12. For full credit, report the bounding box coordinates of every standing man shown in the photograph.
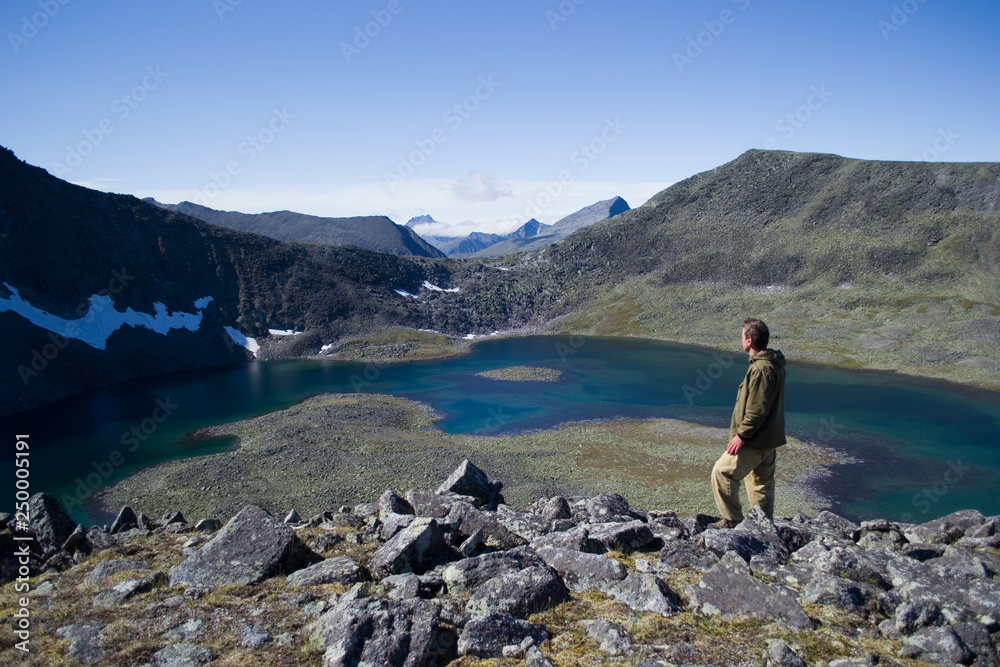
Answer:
[711,318,786,528]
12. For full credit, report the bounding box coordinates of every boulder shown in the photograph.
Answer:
[286,556,367,587]
[659,540,720,572]
[686,551,812,630]
[585,492,636,522]
[585,520,656,553]
[581,619,634,656]
[535,546,627,591]
[406,489,476,518]
[601,572,681,616]
[531,526,588,552]
[93,572,164,607]
[151,642,212,667]
[378,489,413,517]
[682,513,720,535]
[27,493,77,555]
[194,518,221,532]
[465,565,571,619]
[87,558,152,585]
[699,527,785,563]
[380,512,415,541]
[901,625,975,665]
[447,502,525,550]
[437,459,499,507]
[457,613,548,659]
[442,548,548,594]
[904,509,986,545]
[767,639,807,667]
[169,504,319,588]
[370,517,448,578]
[494,505,551,542]
[800,573,888,613]
[109,505,139,534]
[310,596,456,666]
[56,623,105,665]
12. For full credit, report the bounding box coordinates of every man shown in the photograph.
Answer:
[711,317,786,528]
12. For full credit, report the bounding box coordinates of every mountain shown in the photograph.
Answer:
[0,147,561,415]
[471,196,629,257]
[148,200,445,258]
[430,219,554,257]
[405,214,436,228]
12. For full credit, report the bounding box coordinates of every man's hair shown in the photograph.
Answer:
[743,318,770,349]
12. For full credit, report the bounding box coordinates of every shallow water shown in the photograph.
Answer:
[3,335,999,524]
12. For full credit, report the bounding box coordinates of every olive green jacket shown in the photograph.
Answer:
[729,348,786,450]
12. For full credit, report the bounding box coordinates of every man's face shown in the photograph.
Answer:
[741,328,752,353]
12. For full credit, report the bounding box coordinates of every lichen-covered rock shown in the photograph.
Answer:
[901,625,975,665]
[535,546,627,591]
[585,492,636,523]
[109,505,139,534]
[169,504,319,588]
[287,556,367,587]
[437,459,499,507]
[903,509,986,545]
[687,551,812,630]
[465,565,571,619]
[659,540,720,571]
[151,642,213,667]
[87,558,152,585]
[457,613,548,659]
[581,619,634,655]
[767,639,807,667]
[310,595,455,666]
[56,623,105,665]
[370,517,448,578]
[585,520,656,553]
[27,493,76,555]
[92,572,164,607]
[442,548,547,594]
[601,572,680,616]
[378,489,413,517]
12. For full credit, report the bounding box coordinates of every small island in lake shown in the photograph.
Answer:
[476,365,562,382]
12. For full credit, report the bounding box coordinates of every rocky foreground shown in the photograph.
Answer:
[2,461,1000,666]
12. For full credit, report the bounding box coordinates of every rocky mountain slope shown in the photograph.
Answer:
[147,200,445,258]
[3,460,998,666]
[471,196,630,257]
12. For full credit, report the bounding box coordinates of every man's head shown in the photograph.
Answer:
[741,318,769,353]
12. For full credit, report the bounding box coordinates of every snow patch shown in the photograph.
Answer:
[268,328,301,336]
[0,283,213,350]
[395,289,419,299]
[224,326,259,358]
[320,343,335,353]
[422,280,460,293]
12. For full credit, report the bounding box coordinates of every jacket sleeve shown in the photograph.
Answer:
[736,365,778,441]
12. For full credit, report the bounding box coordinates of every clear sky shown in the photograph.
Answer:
[2,0,998,237]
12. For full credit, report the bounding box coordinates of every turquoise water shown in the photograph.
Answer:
[3,335,999,524]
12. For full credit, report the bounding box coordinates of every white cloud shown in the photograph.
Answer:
[450,171,512,203]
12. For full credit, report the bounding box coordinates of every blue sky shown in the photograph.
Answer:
[2,0,998,236]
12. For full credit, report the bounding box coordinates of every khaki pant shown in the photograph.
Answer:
[711,447,777,522]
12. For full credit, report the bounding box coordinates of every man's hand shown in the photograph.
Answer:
[726,435,744,456]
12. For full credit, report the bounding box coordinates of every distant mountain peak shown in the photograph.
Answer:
[406,215,437,228]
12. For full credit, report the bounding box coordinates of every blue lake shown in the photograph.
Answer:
[3,335,999,524]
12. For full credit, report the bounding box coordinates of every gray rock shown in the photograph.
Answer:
[531,496,571,521]
[767,639,807,667]
[585,492,636,522]
[904,509,986,545]
[56,622,105,665]
[494,505,551,542]
[700,527,785,563]
[370,517,448,578]
[60,524,90,554]
[932,547,993,580]
[169,504,319,588]
[902,625,975,665]
[109,505,139,534]
[378,489,413,517]
[287,555,367,587]
[160,511,186,525]
[465,565,571,619]
[586,520,656,553]
[581,619,634,655]
[686,551,812,630]
[240,625,270,648]
[437,459,497,507]
[736,505,790,560]
[682,513,721,535]
[659,540,720,572]
[163,618,204,642]
[648,512,689,542]
[86,527,115,552]
[805,510,861,540]
[894,600,945,635]
[800,573,883,613]
[93,572,164,607]
[87,558,152,585]
[310,596,455,666]
[952,622,998,666]
[152,642,212,667]
[448,502,525,550]
[793,539,893,590]
[531,526,588,552]
[457,613,548,659]
[889,555,1000,626]
[380,511,415,540]
[601,572,680,616]
[27,493,77,555]
[536,546,627,591]
[284,509,301,524]
[194,518,221,532]
[525,644,556,667]
[406,489,477,518]
[442,548,547,594]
